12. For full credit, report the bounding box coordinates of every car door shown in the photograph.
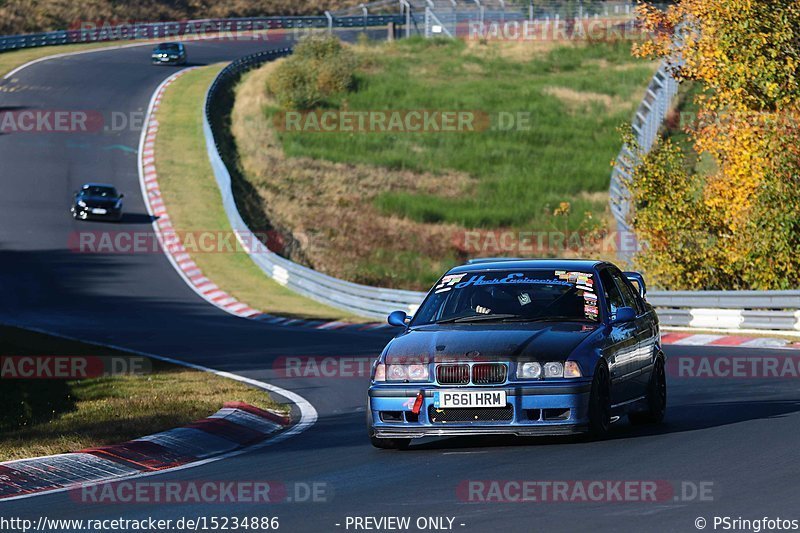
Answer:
[611,269,653,398]
[598,268,638,405]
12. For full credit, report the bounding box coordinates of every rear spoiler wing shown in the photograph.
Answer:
[623,271,646,298]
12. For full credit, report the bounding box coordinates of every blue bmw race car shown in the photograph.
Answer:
[367,259,665,449]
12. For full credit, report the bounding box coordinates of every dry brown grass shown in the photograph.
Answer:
[231,59,474,288]
[542,86,631,114]
[462,39,566,61]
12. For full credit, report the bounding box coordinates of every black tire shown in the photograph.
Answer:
[629,356,666,425]
[370,436,411,450]
[588,362,612,439]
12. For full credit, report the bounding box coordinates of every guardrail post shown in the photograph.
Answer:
[325,11,333,33]
[399,0,411,38]
[360,3,369,30]
[473,0,484,27]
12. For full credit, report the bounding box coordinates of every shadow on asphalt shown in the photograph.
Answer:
[118,212,158,225]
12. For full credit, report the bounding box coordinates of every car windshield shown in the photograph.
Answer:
[411,269,600,326]
[158,44,180,52]
[82,186,117,198]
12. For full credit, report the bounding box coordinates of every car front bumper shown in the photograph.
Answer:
[152,56,184,64]
[73,205,122,220]
[368,381,592,439]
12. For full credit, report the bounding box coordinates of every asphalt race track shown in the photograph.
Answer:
[1,37,800,533]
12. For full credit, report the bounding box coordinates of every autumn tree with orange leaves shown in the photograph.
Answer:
[628,0,800,289]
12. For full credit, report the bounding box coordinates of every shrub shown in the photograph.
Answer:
[267,34,356,109]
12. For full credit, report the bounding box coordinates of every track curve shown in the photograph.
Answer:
[1,38,799,533]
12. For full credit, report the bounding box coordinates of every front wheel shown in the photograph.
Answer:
[587,362,612,439]
[629,356,666,425]
[370,436,410,450]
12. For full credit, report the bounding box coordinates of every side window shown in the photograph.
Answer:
[612,271,644,315]
[598,269,625,319]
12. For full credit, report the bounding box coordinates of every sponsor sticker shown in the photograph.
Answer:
[434,274,466,294]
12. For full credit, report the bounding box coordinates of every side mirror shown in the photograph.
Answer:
[612,306,636,324]
[119,193,124,198]
[387,310,409,328]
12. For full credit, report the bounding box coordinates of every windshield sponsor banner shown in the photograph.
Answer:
[434,272,593,293]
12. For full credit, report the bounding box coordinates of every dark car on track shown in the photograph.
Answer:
[71,183,124,221]
[367,259,665,449]
[151,42,187,65]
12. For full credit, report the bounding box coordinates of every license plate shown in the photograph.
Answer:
[91,208,107,214]
[434,390,506,409]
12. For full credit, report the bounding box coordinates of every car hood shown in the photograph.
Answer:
[80,196,119,207]
[383,322,600,363]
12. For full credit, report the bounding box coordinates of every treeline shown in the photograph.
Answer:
[0,0,361,35]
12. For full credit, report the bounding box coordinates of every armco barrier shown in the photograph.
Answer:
[647,291,800,330]
[203,47,426,320]
[0,15,404,52]
[609,62,679,264]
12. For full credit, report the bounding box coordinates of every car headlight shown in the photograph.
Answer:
[77,200,87,207]
[517,361,582,379]
[517,362,541,379]
[373,362,386,382]
[544,362,564,378]
[564,361,582,378]
[373,363,428,382]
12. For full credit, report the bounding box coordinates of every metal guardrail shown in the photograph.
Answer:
[609,62,679,264]
[0,15,405,52]
[647,291,800,330]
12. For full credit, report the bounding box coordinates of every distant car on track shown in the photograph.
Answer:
[367,259,665,449]
[151,42,187,65]
[71,183,124,221]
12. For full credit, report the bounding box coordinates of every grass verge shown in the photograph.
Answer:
[154,65,360,321]
[0,325,284,462]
